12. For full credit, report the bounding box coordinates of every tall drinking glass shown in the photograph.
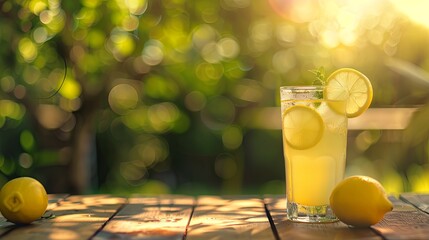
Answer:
[280,86,348,223]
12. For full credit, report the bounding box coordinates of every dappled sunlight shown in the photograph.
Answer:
[264,195,288,223]
[2,194,427,239]
[98,195,194,238]
[0,195,125,239]
[75,195,125,206]
[47,194,68,209]
[52,214,108,223]
[47,229,81,240]
[187,196,274,239]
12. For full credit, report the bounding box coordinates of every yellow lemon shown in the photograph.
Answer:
[330,175,393,227]
[0,177,48,224]
[282,105,324,150]
[324,68,373,118]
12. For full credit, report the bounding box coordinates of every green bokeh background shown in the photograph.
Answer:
[0,0,428,195]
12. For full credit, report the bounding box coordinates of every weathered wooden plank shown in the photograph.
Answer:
[187,195,275,240]
[372,195,429,239]
[94,194,194,239]
[0,194,69,237]
[399,193,429,214]
[264,195,382,240]
[372,195,429,240]
[47,194,70,209]
[0,194,426,239]
[0,195,125,240]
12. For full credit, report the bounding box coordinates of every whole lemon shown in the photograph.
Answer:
[0,177,48,224]
[330,175,393,227]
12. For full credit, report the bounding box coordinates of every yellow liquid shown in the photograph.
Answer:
[282,100,347,206]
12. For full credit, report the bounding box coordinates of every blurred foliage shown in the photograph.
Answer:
[0,0,428,194]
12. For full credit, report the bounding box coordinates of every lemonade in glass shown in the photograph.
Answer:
[280,86,348,222]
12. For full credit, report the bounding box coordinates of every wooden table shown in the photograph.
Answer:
[0,194,428,239]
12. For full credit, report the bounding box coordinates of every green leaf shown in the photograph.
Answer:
[309,66,326,85]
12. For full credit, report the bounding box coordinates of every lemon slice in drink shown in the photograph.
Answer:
[282,105,324,150]
[325,68,373,118]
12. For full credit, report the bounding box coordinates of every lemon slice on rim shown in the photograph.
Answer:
[282,105,324,150]
[324,68,373,118]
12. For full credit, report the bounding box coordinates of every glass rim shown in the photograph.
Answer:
[280,85,324,91]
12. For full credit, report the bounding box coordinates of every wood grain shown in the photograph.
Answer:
[94,195,194,239]
[0,194,428,239]
[264,195,381,240]
[187,195,275,240]
[399,193,429,214]
[372,195,429,240]
[0,195,125,240]
[0,194,69,237]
